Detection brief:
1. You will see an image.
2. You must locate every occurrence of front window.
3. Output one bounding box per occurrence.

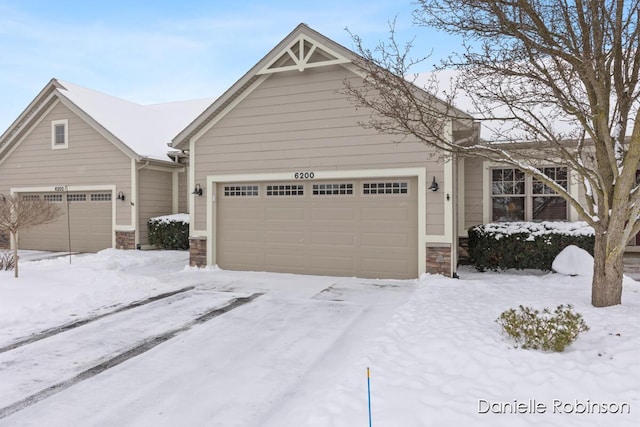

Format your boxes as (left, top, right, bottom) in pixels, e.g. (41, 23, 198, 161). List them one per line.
(491, 167, 568, 222)
(51, 119, 68, 149)
(491, 168, 525, 221)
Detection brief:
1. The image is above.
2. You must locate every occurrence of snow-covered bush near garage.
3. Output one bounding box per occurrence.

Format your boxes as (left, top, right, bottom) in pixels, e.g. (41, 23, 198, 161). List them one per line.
(147, 214, 189, 250)
(468, 221, 595, 271)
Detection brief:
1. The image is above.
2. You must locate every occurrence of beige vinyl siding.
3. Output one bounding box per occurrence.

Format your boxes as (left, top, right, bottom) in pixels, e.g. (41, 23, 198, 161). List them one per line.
(0, 101, 132, 227)
(138, 168, 173, 246)
(463, 156, 484, 230)
(178, 167, 189, 213)
(193, 65, 444, 233)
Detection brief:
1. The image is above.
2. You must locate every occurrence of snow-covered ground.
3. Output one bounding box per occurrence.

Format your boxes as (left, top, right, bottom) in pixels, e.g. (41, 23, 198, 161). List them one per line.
(0, 249, 638, 426)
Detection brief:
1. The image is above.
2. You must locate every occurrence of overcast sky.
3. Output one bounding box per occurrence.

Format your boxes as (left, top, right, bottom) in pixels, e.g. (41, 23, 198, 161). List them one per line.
(0, 0, 463, 132)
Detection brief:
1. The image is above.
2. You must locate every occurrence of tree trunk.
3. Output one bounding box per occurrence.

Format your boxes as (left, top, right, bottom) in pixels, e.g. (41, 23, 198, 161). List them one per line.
(12, 231, 18, 279)
(592, 231, 624, 307)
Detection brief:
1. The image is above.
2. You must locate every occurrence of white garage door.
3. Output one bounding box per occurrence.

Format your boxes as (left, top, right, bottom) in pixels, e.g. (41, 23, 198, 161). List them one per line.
(216, 178, 418, 279)
(19, 191, 113, 253)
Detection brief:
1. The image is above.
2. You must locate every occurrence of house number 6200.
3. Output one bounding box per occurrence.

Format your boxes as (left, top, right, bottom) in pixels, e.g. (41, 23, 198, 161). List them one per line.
(294, 172, 315, 179)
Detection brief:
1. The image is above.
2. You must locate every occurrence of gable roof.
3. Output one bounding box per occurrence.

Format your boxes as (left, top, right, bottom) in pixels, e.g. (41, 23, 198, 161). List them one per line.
(0, 79, 213, 162)
(171, 23, 476, 149)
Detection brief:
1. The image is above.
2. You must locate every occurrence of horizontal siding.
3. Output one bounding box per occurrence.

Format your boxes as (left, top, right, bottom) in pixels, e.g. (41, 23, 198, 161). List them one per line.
(464, 156, 483, 230)
(178, 168, 188, 214)
(138, 168, 173, 246)
(0, 101, 133, 227)
(193, 65, 445, 234)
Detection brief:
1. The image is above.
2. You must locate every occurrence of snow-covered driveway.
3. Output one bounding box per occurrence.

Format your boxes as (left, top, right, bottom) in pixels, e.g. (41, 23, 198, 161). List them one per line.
(0, 250, 414, 426)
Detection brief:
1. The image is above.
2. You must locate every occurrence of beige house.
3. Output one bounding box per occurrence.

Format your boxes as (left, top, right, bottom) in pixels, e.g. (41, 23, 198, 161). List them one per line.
(0, 79, 210, 252)
(170, 24, 477, 279)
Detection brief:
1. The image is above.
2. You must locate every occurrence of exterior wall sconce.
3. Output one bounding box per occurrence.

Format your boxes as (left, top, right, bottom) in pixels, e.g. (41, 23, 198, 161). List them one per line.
(192, 183, 203, 196)
(428, 176, 439, 192)
(117, 191, 125, 201)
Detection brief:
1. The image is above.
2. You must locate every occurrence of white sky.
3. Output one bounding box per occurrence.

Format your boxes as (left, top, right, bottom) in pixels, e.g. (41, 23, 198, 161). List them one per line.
(0, 0, 463, 133)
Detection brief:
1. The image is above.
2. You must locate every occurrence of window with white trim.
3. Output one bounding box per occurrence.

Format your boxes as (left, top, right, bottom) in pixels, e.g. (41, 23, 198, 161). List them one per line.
(51, 119, 68, 149)
(491, 167, 568, 222)
(44, 194, 63, 203)
(266, 184, 304, 196)
(312, 183, 353, 195)
(91, 193, 112, 202)
(66, 194, 86, 202)
(363, 181, 408, 195)
(224, 185, 259, 196)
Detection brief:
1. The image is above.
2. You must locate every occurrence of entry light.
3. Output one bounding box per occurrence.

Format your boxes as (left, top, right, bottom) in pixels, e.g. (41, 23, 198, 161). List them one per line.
(192, 183, 203, 196)
(428, 176, 439, 192)
(117, 191, 125, 201)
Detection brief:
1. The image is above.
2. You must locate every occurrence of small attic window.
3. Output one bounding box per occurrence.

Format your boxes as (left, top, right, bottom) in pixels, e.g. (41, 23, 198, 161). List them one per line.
(51, 119, 68, 149)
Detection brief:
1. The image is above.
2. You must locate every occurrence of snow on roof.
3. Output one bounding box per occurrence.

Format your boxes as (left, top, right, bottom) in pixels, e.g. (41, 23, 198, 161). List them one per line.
(56, 80, 213, 161)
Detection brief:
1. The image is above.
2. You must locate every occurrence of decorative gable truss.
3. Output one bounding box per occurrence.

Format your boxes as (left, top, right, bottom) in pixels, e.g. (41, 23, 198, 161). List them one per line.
(257, 34, 351, 74)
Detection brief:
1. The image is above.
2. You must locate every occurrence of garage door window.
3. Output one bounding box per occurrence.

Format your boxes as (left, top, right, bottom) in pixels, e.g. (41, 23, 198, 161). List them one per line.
(44, 194, 63, 203)
(312, 183, 353, 195)
(22, 194, 40, 201)
(91, 193, 112, 202)
(266, 184, 304, 196)
(67, 194, 87, 202)
(224, 185, 259, 197)
(363, 182, 408, 195)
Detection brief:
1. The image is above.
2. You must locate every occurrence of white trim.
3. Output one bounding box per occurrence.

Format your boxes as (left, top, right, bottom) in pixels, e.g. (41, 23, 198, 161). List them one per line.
(188, 138, 196, 237)
(205, 167, 427, 276)
(10, 184, 117, 248)
(131, 159, 139, 245)
(457, 157, 467, 237)
(1, 98, 59, 165)
(50, 119, 69, 150)
(482, 161, 578, 223)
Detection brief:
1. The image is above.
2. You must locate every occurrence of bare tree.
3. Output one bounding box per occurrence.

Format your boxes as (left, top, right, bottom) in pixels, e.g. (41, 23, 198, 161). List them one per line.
(0, 195, 62, 278)
(345, 0, 640, 307)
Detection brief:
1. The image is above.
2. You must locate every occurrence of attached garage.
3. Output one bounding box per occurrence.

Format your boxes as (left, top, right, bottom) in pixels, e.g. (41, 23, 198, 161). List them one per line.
(18, 191, 113, 253)
(215, 178, 418, 279)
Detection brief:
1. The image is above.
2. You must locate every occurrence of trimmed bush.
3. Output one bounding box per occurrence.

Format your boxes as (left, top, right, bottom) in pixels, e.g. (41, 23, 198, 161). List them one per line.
(147, 214, 189, 250)
(497, 304, 589, 352)
(467, 221, 594, 271)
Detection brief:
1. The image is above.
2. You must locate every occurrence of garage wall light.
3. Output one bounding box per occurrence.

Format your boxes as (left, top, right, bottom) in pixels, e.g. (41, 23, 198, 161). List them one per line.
(192, 183, 203, 196)
(428, 176, 439, 192)
(117, 191, 125, 201)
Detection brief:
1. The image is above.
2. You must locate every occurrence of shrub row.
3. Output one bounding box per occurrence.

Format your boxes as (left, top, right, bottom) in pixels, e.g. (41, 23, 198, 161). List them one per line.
(147, 214, 189, 250)
(467, 221, 594, 271)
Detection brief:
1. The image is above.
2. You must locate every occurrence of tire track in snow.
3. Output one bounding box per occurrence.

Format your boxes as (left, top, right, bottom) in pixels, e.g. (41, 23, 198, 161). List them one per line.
(0, 292, 262, 420)
(0, 286, 196, 354)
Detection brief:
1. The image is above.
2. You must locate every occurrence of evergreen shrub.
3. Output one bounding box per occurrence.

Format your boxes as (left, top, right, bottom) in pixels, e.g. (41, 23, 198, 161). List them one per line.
(497, 304, 589, 352)
(467, 221, 594, 271)
(147, 214, 189, 250)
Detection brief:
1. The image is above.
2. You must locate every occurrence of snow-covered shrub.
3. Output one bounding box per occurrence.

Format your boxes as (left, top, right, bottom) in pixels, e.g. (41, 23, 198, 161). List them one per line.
(0, 250, 15, 271)
(497, 304, 589, 352)
(147, 214, 189, 250)
(467, 221, 594, 271)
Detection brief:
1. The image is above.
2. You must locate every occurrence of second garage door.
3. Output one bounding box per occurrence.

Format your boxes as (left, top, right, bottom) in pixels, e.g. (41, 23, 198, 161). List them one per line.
(19, 191, 113, 253)
(216, 178, 418, 279)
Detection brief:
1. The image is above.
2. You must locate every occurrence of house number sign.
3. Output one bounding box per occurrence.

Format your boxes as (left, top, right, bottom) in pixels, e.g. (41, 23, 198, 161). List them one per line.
(293, 172, 315, 179)
(54, 186, 68, 192)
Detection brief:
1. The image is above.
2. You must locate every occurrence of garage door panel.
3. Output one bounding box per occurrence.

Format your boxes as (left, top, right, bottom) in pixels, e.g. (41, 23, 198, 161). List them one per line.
(360, 232, 409, 248)
(311, 231, 355, 246)
(217, 178, 418, 279)
(19, 192, 112, 253)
